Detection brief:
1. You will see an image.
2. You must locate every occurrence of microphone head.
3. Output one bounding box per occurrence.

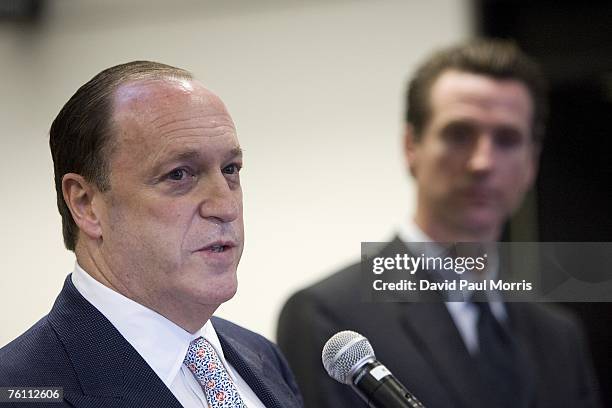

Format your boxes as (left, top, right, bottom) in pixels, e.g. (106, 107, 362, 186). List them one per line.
(322, 330, 375, 384)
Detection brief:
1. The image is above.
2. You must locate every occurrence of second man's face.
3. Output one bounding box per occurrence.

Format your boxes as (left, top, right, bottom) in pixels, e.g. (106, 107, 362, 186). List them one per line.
(408, 69, 537, 239)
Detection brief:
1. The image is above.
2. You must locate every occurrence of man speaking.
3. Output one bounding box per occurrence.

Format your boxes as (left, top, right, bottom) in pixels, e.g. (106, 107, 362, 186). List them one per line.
(0, 61, 302, 408)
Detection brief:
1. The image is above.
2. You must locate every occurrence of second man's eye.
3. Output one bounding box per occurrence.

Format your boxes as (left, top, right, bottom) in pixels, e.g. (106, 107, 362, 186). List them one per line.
(443, 123, 476, 147)
(494, 129, 523, 149)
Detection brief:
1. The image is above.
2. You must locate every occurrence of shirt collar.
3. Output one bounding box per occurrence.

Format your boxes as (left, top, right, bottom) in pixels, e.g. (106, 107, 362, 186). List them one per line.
(71, 262, 227, 388)
(396, 216, 503, 304)
(397, 216, 432, 243)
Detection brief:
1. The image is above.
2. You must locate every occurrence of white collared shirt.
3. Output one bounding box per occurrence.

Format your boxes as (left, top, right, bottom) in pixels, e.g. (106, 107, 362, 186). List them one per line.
(71, 263, 264, 408)
(396, 218, 507, 354)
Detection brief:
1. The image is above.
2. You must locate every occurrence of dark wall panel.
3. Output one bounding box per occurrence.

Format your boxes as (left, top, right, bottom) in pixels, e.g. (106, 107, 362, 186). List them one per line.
(476, 1, 612, 405)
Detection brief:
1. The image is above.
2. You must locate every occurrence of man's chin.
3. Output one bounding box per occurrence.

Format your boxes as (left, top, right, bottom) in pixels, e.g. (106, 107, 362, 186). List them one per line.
(457, 211, 502, 239)
(216, 281, 239, 303)
(209, 275, 239, 303)
(180, 268, 239, 304)
(186, 285, 237, 309)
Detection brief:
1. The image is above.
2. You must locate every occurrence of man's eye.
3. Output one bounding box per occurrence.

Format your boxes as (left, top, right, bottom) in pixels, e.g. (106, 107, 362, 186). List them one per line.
(167, 168, 190, 181)
(222, 164, 242, 175)
(443, 123, 476, 146)
(494, 129, 523, 149)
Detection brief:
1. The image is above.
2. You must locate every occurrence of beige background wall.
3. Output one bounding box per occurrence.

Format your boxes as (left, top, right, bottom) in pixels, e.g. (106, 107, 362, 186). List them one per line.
(0, 0, 471, 346)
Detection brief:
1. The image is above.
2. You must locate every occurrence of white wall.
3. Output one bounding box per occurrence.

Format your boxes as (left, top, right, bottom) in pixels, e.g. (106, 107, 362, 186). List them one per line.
(0, 0, 471, 346)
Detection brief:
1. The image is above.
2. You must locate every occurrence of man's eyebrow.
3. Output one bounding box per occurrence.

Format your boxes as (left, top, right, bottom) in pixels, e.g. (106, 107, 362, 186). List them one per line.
(228, 147, 243, 160)
(155, 146, 243, 169)
(439, 119, 479, 132)
(443, 118, 479, 127)
(171, 150, 200, 162)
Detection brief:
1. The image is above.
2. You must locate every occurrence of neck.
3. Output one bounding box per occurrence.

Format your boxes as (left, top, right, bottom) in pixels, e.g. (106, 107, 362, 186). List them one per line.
(414, 206, 501, 243)
(75, 241, 216, 334)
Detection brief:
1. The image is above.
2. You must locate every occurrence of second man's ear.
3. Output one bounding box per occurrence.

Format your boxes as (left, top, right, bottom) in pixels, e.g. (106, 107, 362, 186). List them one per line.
(403, 124, 419, 178)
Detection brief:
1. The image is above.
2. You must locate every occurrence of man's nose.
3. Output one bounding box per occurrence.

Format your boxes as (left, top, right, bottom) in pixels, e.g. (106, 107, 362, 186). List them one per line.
(467, 134, 494, 175)
(198, 174, 241, 223)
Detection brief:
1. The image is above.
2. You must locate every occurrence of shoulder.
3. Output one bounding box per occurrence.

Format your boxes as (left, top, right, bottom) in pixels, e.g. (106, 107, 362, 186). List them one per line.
(277, 261, 364, 338)
(510, 302, 584, 335)
(508, 302, 591, 358)
(0, 316, 75, 387)
(278, 255, 401, 344)
(301, 261, 361, 302)
(282, 238, 406, 311)
(0, 316, 54, 378)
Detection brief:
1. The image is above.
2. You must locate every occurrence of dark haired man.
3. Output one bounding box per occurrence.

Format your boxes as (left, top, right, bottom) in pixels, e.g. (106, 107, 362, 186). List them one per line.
(0, 61, 302, 408)
(277, 40, 601, 407)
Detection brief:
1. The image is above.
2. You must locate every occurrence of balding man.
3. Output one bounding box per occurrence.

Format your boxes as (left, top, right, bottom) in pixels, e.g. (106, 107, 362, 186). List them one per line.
(0, 61, 302, 408)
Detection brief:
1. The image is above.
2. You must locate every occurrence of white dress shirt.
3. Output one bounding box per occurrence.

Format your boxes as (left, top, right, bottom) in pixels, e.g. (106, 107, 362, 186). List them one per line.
(396, 218, 507, 354)
(71, 263, 265, 408)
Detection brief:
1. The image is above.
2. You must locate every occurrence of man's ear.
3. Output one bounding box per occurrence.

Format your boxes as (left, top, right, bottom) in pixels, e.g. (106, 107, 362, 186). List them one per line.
(524, 141, 542, 189)
(403, 124, 419, 177)
(62, 173, 104, 242)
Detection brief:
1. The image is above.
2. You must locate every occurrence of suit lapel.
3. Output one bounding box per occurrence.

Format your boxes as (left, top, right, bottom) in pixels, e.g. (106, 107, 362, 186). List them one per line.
(396, 299, 540, 408)
(376, 237, 541, 407)
(505, 303, 539, 406)
(48, 276, 183, 408)
(376, 238, 477, 405)
(374, 238, 483, 406)
(216, 330, 282, 408)
(397, 302, 489, 408)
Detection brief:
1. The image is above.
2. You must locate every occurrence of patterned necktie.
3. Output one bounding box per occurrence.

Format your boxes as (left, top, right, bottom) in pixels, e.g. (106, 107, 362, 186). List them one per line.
(184, 337, 247, 408)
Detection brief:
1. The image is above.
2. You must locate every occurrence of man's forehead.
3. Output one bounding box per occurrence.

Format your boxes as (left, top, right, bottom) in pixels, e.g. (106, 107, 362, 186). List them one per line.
(111, 78, 234, 140)
(430, 70, 533, 117)
(113, 78, 220, 114)
(106, 78, 239, 173)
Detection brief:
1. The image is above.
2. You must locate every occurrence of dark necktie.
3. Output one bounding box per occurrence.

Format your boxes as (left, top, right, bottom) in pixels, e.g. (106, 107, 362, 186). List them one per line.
(472, 298, 525, 408)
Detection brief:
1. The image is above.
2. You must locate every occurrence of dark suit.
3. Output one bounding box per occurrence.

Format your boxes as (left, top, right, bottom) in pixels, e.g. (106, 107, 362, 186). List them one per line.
(277, 238, 601, 408)
(0, 275, 303, 408)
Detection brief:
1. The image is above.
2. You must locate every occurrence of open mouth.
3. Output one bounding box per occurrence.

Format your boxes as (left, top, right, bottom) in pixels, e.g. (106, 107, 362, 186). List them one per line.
(199, 242, 236, 253)
(208, 244, 230, 253)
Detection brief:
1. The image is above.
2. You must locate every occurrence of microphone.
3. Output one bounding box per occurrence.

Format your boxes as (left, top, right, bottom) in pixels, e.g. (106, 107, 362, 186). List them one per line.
(322, 330, 426, 408)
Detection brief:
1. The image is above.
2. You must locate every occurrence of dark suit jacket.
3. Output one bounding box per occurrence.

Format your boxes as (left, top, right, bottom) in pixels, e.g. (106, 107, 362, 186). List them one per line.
(0, 275, 303, 408)
(277, 238, 601, 408)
